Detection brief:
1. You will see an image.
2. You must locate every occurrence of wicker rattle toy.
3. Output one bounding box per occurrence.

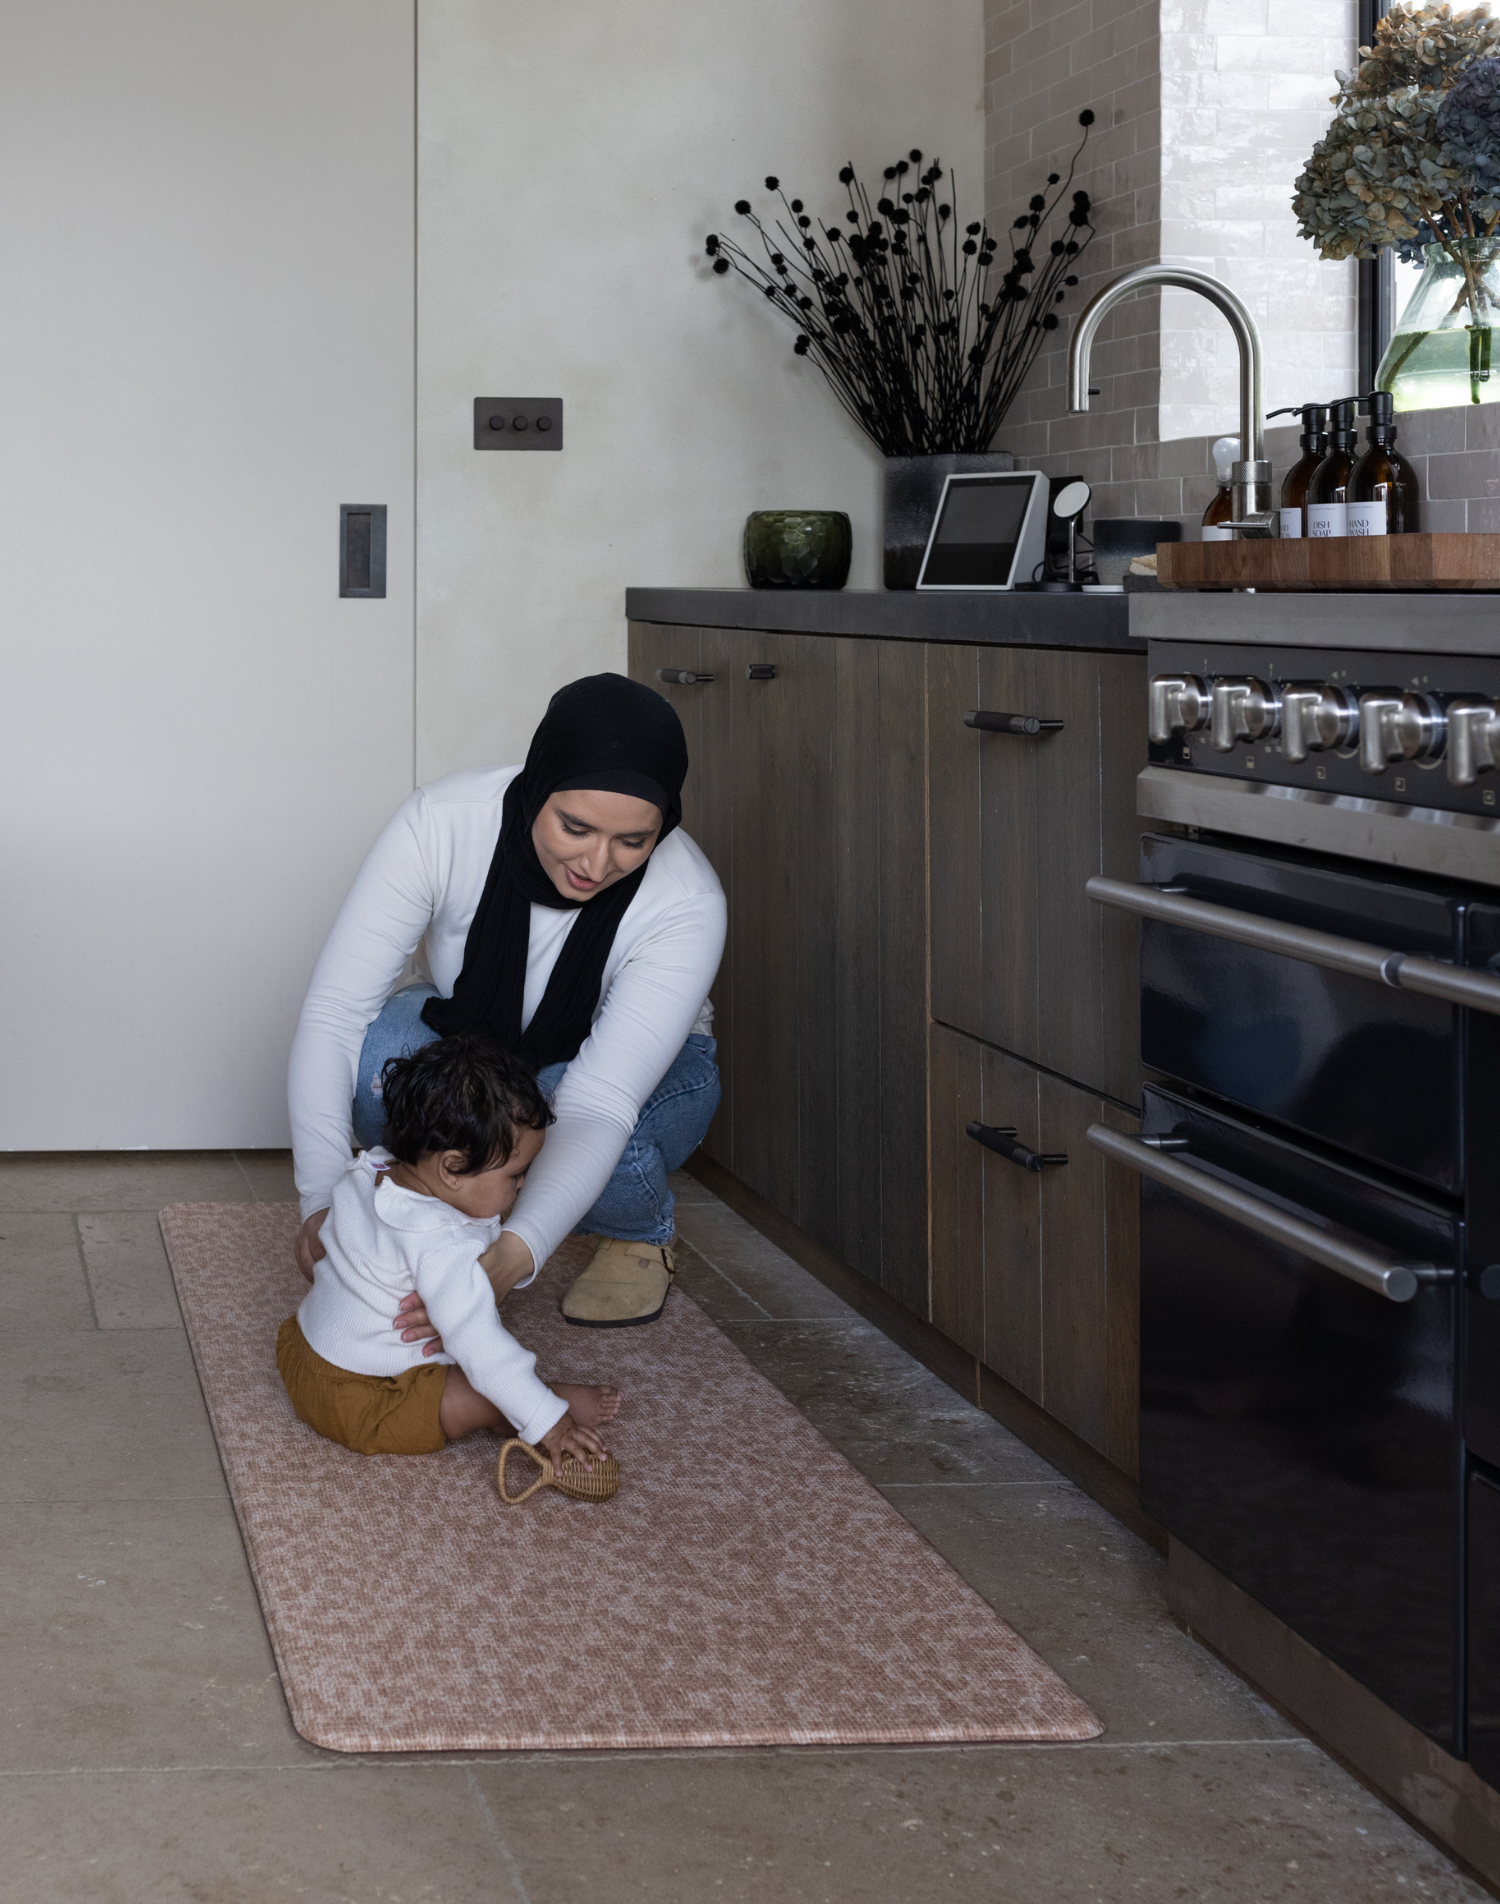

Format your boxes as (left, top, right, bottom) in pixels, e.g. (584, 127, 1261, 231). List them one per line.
(497, 1437, 620, 1505)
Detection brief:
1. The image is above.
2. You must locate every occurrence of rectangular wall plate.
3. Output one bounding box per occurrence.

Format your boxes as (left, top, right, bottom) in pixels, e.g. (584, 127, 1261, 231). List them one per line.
(339, 504, 387, 597)
(474, 397, 563, 450)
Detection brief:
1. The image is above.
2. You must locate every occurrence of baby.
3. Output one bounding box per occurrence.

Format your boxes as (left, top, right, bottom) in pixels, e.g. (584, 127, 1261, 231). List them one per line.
(276, 1032, 617, 1468)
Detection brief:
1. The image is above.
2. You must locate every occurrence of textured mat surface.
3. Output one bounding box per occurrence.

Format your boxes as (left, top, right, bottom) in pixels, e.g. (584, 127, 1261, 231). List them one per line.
(159, 1202, 1103, 1753)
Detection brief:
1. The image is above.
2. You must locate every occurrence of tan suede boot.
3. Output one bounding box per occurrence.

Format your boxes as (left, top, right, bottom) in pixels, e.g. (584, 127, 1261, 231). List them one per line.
(561, 1236, 675, 1328)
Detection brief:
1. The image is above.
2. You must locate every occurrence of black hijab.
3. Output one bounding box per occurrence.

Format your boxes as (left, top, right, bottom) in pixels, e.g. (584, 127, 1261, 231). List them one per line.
(420, 673, 688, 1069)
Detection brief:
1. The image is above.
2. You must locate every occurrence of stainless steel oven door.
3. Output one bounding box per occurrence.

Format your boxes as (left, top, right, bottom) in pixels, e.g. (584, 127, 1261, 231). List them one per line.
(1102, 1086, 1461, 1747)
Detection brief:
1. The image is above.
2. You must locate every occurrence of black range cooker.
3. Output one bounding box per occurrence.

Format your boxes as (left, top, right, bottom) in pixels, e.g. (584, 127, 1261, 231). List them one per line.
(1086, 636, 1500, 1772)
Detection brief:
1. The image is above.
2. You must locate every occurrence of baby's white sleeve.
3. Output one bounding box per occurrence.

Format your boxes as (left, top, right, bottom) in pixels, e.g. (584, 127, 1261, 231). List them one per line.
(416, 1243, 567, 1447)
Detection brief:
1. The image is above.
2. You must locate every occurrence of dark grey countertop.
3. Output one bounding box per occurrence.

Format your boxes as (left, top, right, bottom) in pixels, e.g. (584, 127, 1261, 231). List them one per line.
(625, 586, 1136, 651)
(1135, 590, 1500, 655)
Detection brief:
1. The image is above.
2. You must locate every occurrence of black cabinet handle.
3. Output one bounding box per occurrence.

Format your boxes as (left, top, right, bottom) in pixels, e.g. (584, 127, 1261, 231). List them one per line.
(656, 668, 715, 686)
(747, 663, 777, 681)
(966, 1120, 1068, 1172)
(965, 710, 1063, 736)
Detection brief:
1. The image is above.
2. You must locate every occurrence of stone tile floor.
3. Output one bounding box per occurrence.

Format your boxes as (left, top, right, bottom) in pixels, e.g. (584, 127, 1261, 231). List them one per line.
(1, 1151, 1490, 1903)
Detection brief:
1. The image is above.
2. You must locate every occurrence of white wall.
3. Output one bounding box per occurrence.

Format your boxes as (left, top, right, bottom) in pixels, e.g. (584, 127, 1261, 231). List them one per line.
(418, 0, 986, 779)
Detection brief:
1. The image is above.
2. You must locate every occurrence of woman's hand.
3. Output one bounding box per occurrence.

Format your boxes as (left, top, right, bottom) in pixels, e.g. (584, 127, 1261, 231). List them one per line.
(295, 1209, 329, 1283)
(541, 1410, 610, 1473)
(395, 1289, 445, 1357)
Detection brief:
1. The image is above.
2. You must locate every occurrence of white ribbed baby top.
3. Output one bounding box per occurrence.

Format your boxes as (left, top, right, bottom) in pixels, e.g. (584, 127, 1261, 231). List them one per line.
(296, 1150, 567, 1449)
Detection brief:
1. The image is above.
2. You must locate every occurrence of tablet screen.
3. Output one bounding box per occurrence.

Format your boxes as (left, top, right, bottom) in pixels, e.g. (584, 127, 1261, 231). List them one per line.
(921, 477, 1034, 586)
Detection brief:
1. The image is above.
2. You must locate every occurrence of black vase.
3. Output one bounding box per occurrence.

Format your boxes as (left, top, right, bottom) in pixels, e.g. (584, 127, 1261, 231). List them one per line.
(743, 510, 852, 590)
(882, 452, 1015, 589)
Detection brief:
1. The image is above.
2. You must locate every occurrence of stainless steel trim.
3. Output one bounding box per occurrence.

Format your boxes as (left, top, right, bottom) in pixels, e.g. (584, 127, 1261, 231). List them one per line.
(1087, 874, 1500, 1015)
(1085, 1124, 1432, 1302)
(1135, 763, 1500, 889)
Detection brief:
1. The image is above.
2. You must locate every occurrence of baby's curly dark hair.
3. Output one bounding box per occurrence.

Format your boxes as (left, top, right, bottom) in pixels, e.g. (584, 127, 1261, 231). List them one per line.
(379, 1033, 553, 1176)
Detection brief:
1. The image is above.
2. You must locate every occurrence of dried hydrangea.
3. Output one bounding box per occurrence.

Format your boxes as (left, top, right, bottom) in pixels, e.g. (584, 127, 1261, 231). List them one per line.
(1437, 56, 1500, 190)
(1294, 3, 1500, 317)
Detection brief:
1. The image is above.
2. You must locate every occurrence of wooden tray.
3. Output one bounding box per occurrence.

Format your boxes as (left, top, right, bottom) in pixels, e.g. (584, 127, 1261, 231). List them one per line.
(1157, 531, 1500, 592)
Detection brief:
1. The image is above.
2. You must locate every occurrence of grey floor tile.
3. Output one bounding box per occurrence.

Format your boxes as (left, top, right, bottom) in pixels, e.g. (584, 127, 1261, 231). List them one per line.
(722, 1315, 1063, 1486)
(667, 1166, 718, 1205)
(232, 1148, 299, 1203)
(463, 1740, 1487, 1904)
(888, 1481, 1297, 1744)
(0, 1212, 95, 1331)
(0, 1329, 227, 1503)
(672, 1236, 770, 1325)
(0, 1500, 313, 1772)
(78, 1212, 184, 1331)
(0, 1152, 253, 1213)
(1, 1763, 507, 1903)
(671, 1199, 859, 1320)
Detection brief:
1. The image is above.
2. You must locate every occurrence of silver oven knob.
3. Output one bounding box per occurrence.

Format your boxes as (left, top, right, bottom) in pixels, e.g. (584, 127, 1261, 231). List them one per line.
(1448, 698, 1500, 785)
(1280, 684, 1359, 762)
(1148, 673, 1209, 744)
(1210, 676, 1281, 752)
(1358, 691, 1446, 773)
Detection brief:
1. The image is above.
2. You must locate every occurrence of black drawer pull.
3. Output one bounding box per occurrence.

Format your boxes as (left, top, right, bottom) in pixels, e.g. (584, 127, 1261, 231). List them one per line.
(966, 1120, 1068, 1172)
(965, 709, 1063, 736)
(747, 663, 777, 681)
(656, 668, 716, 686)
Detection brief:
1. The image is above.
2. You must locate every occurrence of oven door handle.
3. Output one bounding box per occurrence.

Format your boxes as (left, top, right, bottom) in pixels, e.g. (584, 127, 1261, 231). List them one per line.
(1086, 876, 1500, 1018)
(1085, 1125, 1449, 1303)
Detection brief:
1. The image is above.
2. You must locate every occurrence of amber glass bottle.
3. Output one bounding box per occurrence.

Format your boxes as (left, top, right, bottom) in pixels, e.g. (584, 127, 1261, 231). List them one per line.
(1348, 392, 1420, 535)
(1268, 403, 1329, 538)
(1306, 399, 1358, 537)
(1200, 436, 1238, 541)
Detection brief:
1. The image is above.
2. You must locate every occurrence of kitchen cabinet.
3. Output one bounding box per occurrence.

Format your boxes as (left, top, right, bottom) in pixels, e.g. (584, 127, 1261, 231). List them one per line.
(927, 643, 1144, 1106)
(627, 622, 928, 1314)
(928, 1021, 1140, 1473)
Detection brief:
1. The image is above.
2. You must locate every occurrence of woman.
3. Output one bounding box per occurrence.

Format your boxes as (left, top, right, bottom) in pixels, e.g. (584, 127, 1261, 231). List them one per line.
(288, 672, 726, 1330)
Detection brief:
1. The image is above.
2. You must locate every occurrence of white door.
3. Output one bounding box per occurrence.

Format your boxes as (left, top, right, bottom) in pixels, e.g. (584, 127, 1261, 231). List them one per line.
(0, 1, 415, 1147)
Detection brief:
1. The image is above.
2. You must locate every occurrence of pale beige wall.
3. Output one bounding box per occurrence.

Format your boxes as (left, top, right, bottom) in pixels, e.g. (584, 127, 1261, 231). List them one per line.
(417, 0, 985, 779)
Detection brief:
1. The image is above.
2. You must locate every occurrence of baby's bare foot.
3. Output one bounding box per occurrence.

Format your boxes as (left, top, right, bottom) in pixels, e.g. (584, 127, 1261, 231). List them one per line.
(553, 1382, 622, 1429)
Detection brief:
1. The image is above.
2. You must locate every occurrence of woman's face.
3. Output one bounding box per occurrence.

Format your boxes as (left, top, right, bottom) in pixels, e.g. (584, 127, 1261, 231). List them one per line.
(532, 789, 663, 901)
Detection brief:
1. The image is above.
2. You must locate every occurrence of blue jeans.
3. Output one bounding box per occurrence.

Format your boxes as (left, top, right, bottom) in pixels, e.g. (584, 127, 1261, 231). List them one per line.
(351, 982, 719, 1246)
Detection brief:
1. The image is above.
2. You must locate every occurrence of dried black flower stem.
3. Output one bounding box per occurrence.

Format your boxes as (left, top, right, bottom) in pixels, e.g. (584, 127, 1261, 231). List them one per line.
(704, 114, 1097, 455)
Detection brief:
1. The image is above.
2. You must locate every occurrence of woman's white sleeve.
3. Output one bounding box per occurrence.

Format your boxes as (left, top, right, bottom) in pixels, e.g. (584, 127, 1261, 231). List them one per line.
(502, 889, 728, 1274)
(287, 793, 441, 1220)
(418, 1243, 567, 1446)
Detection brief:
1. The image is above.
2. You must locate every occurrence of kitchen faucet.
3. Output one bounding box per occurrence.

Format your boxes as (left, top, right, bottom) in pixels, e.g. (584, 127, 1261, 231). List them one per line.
(1066, 265, 1274, 536)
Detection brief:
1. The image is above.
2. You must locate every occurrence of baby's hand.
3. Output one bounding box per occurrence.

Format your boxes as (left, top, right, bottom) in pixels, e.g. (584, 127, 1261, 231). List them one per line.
(540, 1412, 610, 1473)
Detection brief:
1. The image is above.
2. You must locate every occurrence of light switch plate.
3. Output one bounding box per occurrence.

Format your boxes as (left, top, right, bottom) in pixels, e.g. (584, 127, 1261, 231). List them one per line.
(474, 397, 563, 449)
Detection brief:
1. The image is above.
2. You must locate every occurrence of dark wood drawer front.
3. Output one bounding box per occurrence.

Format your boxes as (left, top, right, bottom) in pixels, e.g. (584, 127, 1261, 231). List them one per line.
(929, 1022, 1140, 1474)
(927, 645, 1145, 1106)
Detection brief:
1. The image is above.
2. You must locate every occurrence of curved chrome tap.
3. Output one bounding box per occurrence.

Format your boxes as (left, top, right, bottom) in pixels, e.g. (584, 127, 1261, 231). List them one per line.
(1066, 265, 1274, 536)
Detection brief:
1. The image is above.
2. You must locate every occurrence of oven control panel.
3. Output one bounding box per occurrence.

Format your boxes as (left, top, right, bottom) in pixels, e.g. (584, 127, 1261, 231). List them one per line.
(1147, 642, 1500, 818)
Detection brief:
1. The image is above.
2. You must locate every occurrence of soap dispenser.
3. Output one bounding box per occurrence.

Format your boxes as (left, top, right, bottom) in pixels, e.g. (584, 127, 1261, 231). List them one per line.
(1305, 399, 1358, 537)
(1200, 436, 1239, 542)
(1267, 403, 1329, 539)
(1348, 392, 1420, 535)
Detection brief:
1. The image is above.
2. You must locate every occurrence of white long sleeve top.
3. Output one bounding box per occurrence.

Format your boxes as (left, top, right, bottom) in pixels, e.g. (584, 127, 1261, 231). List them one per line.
(297, 1150, 568, 1447)
(288, 765, 727, 1275)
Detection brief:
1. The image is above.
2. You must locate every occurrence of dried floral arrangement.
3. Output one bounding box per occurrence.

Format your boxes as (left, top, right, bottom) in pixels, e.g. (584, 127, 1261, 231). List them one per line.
(1293, 3, 1500, 335)
(702, 112, 1097, 456)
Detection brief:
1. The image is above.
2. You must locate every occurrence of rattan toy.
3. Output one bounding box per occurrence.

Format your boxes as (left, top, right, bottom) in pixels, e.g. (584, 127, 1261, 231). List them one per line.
(497, 1437, 620, 1505)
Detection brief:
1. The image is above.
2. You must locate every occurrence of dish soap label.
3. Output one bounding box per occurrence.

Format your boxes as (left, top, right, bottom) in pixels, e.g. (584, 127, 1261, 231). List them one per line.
(1346, 500, 1387, 536)
(1306, 502, 1348, 538)
(1278, 507, 1303, 539)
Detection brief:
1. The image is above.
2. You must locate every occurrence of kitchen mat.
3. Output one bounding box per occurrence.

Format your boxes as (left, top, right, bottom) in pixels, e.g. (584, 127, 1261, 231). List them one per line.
(159, 1201, 1102, 1753)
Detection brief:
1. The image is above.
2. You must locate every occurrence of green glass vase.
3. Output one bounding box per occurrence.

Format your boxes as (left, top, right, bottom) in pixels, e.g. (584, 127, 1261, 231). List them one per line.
(1377, 242, 1500, 410)
(743, 510, 851, 590)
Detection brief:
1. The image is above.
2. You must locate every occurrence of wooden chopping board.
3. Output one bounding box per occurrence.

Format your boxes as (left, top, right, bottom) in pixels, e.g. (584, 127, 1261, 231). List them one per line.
(1157, 532, 1500, 591)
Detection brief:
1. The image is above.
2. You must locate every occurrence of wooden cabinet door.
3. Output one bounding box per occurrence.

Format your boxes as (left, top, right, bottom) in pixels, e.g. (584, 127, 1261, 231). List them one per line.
(928, 642, 1145, 1107)
(930, 1020, 1141, 1475)
(628, 622, 733, 1166)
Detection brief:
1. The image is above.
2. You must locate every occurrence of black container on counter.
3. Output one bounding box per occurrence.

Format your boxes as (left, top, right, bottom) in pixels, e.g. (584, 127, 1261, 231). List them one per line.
(1268, 402, 1329, 539)
(1348, 391, 1421, 536)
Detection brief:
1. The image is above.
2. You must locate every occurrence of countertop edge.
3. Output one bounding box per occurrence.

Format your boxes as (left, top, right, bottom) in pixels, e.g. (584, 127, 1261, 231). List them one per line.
(625, 586, 1138, 652)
